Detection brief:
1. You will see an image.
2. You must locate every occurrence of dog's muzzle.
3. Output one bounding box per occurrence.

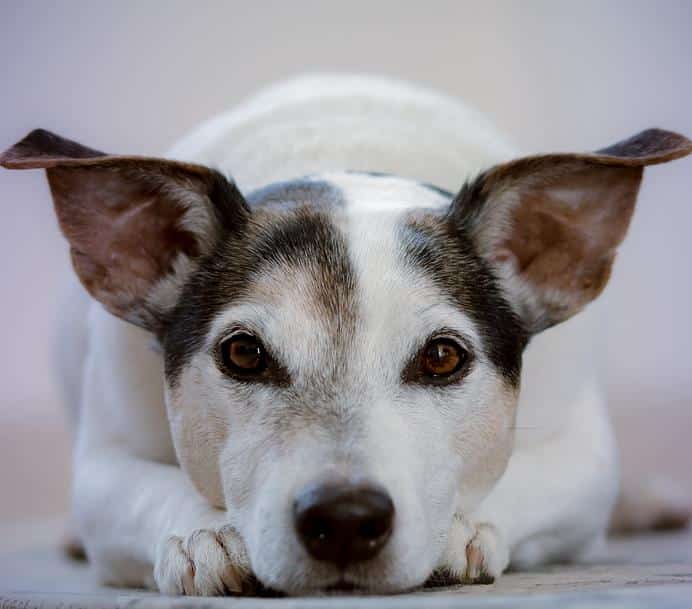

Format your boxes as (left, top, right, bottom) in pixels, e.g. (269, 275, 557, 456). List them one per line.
(293, 480, 395, 567)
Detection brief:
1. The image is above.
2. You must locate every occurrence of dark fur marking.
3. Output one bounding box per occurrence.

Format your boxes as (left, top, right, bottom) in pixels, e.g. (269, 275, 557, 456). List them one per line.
(247, 178, 345, 210)
(417, 181, 455, 200)
(345, 170, 455, 200)
(596, 128, 692, 162)
(163, 181, 355, 386)
(447, 172, 489, 234)
(400, 212, 527, 386)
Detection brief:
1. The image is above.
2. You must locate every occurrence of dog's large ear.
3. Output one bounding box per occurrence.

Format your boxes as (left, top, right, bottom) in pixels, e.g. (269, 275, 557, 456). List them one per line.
(450, 129, 692, 333)
(1, 129, 249, 332)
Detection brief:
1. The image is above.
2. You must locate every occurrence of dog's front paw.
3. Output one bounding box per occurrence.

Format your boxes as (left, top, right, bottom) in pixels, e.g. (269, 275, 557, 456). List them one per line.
(154, 526, 252, 596)
(438, 516, 509, 584)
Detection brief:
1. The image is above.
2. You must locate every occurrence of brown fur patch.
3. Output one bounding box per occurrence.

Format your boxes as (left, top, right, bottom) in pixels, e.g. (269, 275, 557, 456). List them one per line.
(50, 165, 202, 321)
(500, 163, 641, 325)
(1, 129, 250, 331)
(451, 128, 691, 332)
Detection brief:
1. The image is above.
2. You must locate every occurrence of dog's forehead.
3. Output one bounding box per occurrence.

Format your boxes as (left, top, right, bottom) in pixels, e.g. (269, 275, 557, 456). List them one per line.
(206, 174, 458, 372)
(164, 173, 524, 385)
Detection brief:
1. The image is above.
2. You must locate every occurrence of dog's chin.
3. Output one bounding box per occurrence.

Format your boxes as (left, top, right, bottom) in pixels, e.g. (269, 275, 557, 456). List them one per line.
(318, 580, 377, 596)
(423, 569, 464, 589)
(276, 581, 405, 597)
(258, 568, 463, 597)
(248, 532, 440, 596)
(324, 580, 366, 594)
(258, 572, 430, 597)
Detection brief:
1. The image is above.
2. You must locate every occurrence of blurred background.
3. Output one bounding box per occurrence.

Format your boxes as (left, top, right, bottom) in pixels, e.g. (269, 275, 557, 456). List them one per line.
(1, 1, 690, 550)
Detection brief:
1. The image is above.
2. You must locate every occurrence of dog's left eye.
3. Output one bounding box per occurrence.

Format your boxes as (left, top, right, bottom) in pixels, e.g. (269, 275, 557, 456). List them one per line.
(404, 337, 471, 385)
(218, 333, 268, 375)
(422, 339, 464, 376)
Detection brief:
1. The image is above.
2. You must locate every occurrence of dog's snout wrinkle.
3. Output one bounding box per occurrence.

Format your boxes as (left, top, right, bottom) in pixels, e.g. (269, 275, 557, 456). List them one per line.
(293, 481, 394, 567)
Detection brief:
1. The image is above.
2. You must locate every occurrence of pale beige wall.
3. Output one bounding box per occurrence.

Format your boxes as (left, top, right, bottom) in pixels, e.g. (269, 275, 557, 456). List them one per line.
(1, 1, 691, 532)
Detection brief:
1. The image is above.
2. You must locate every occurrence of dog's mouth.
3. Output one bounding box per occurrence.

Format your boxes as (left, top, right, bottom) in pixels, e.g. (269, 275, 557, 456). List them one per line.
(423, 569, 463, 589)
(246, 564, 467, 597)
(247, 575, 367, 597)
(314, 571, 457, 596)
(251, 572, 458, 597)
(324, 580, 366, 594)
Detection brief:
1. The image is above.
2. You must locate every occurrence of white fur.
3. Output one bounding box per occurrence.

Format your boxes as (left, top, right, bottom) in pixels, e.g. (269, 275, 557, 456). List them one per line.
(62, 75, 618, 594)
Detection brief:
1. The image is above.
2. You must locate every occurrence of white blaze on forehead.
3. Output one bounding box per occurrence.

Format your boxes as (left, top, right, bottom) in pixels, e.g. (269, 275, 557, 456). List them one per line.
(320, 172, 451, 212)
(330, 173, 483, 378)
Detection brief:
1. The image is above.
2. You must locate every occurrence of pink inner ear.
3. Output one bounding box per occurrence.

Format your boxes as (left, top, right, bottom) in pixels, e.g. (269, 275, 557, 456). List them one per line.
(458, 128, 691, 331)
(505, 201, 612, 293)
(491, 164, 642, 327)
(49, 166, 200, 323)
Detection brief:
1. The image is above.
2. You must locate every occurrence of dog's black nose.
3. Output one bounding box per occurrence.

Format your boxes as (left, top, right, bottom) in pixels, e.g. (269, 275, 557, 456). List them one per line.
(293, 481, 395, 566)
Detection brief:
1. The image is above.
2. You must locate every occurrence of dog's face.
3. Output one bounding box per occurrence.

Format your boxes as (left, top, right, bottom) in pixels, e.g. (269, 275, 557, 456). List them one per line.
(163, 173, 525, 592)
(2, 128, 690, 593)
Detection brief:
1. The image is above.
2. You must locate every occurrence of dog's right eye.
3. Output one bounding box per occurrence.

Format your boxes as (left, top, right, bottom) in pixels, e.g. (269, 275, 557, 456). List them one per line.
(217, 333, 268, 376)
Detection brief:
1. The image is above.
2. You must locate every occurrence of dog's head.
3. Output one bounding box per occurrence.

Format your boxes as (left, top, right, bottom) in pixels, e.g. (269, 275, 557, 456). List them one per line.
(3, 128, 690, 593)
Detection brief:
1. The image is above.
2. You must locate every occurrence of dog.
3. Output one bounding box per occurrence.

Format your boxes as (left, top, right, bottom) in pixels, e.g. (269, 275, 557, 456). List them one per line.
(2, 75, 690, 596)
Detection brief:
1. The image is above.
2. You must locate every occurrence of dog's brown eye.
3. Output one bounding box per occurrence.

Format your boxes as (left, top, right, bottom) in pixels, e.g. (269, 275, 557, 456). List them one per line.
(219, 334, 267, 374)
(420, 338, 467, 379)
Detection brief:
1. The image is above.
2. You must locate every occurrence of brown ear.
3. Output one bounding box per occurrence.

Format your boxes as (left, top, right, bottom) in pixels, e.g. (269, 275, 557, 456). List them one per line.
(451, 129, 692, 333)
(1, 129, 249, 331)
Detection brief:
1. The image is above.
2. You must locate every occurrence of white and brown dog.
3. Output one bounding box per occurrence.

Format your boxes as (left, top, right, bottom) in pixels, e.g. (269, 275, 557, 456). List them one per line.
(2, 76, 690, 596)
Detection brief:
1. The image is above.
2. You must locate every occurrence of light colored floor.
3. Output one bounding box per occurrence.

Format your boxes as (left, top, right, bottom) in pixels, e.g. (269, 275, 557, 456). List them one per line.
(0, 529, 690, 609)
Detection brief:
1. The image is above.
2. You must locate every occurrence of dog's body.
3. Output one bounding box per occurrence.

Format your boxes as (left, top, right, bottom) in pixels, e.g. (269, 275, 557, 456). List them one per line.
(4, 75, 691, 595)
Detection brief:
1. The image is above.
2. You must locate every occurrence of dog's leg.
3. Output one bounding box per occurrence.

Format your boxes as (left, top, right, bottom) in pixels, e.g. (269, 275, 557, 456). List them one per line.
(70, 307, 251, 595)
(54, 276, 91, 559)
(73, 451, 251, 594)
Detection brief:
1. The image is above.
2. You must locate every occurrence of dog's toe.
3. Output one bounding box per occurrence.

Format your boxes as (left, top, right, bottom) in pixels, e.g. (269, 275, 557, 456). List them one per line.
(154, 527, 250, 596)
(438, 517, 509, 585)
(155, 535, 194, 595)
(463, 523, 508, 584)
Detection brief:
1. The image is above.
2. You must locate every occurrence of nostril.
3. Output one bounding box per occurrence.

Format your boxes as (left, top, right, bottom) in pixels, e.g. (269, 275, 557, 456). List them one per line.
(293, 481, 395, 566)
(301, 516, 331, 545)
(358, 516, 389, 541)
